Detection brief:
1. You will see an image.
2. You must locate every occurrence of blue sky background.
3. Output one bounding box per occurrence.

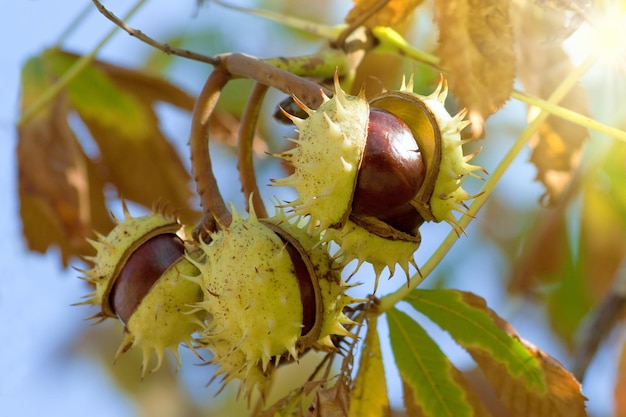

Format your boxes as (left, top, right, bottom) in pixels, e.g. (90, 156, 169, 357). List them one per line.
(1, 2, 620, 416)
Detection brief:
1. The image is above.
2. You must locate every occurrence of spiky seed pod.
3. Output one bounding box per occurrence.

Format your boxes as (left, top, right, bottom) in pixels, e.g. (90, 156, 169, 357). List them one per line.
(76, 209, 205, 375)
(192, 206, 354, 395)
(273, 73, 484, 283)
(272, 78, 369, 233)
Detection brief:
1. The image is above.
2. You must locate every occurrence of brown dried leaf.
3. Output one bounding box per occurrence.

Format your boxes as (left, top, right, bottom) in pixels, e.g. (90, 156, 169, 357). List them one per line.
(345, 0, 424, 29)
(434, 0, 515, 136)
(401, 376, 426, 417)
(513, 2, 588, 205)
(307, 378, 351, 417)
(18, 56, 112, 265)
(43, 50, 200, 225)
(461, 294, 588, 417)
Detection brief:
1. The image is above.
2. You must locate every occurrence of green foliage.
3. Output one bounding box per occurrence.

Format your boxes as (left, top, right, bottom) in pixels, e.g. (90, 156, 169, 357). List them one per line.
(388, 308, 473, 417)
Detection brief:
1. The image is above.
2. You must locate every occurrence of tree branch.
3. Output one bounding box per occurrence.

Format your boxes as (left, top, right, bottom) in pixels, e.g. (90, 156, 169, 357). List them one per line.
(92, 0, 220, 66)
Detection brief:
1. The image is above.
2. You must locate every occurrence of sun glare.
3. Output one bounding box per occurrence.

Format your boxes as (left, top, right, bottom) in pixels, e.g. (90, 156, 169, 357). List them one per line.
(568, 1, 626, 70)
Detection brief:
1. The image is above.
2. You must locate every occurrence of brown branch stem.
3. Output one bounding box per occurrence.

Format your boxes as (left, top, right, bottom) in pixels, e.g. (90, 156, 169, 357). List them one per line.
(190, 69, 232, 236)
(92, 0, 220, 66)
(238, 82, 269, 218)
(218, 53, 331, 109)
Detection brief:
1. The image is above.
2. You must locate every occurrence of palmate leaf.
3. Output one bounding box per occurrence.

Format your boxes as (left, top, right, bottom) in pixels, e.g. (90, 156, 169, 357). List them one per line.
(17, 48, 201, 264)
(387, 308, 473, 417)
(406, 289, 546, 392)
(406, 289, 587, 416)
(41, 49, 199, 224)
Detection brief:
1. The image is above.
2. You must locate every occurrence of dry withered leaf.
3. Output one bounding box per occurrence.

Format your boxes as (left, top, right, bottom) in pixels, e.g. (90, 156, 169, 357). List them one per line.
(513, 2, 588, 205)
(43, 50, 199, 225)
(307, 378, 351, 417)
(401, 377, 426, 417)
(17, 49, 206, 265)
(510, 141, 626, 349)
(434, 0, 515, 136)
(460, 293, 587, 417)
(345, 0, 424, 29)
(349, 315, 390, 417)
(18, 56, 113, 265)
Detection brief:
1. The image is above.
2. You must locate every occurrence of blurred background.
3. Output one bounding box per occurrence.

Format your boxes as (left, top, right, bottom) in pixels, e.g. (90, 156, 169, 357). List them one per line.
(2, 1, 625, 416)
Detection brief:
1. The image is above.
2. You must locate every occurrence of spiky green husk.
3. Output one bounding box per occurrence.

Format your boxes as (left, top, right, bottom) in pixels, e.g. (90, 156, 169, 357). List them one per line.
(265, 211, 356, 350)
(193, 207, 353, 394)
(402, 78, 484, 233)
(273, 76, 369, 232)
(117, 257, 204, 375)
(325, 220, 420, 287)
(195, 209, 303, 371)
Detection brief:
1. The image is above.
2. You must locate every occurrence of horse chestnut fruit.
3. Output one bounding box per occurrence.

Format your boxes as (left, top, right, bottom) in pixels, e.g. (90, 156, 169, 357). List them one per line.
(191, 206, 354, 395)
(274, 73, 484, 282)
(77, 209, 204, 374)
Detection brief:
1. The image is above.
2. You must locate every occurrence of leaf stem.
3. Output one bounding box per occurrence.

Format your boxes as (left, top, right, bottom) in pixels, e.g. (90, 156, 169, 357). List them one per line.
(18, 0, 147, 127)
(510, 89, 626, 143)
(378, 54, 598, 312)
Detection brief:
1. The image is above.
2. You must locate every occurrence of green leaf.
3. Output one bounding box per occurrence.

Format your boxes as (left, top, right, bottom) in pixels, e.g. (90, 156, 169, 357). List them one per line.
(42, 49, 151, 139)
(349, 315, 390, 417)
(406, 289, 546, 393)
(387, 308, 472, 417)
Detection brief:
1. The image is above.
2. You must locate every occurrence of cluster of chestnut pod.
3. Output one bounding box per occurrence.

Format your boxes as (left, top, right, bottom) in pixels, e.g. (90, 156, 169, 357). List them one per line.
(76, 72, 483, 396)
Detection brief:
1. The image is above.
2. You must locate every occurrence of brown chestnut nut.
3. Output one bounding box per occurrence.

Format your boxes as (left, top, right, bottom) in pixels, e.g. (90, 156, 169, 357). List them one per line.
(351, 108, 426, 234)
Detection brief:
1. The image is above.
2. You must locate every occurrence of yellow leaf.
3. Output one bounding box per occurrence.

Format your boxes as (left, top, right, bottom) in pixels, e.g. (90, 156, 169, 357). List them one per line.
(307, 378, 350, 417)
(434, 0, 515, 136)
(345, 0, 424, 29)
(349, 315, 390, 417)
